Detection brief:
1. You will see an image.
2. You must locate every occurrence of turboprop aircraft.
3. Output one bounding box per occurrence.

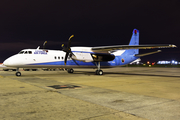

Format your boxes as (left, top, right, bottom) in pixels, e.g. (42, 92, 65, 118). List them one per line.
(2, 29, 176, 76)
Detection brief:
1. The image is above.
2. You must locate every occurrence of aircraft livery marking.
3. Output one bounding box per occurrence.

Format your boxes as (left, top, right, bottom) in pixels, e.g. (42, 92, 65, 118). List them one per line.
(34, 50, 47, 55)
(121, 58, 125, 63)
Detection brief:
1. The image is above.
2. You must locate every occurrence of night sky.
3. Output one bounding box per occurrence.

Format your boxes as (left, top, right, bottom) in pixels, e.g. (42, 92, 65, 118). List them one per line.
(0, 0, 180, 63)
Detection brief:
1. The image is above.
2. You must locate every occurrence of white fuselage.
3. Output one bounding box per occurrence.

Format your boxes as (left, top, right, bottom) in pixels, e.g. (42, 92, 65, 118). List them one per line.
(3, 47, 127, 68)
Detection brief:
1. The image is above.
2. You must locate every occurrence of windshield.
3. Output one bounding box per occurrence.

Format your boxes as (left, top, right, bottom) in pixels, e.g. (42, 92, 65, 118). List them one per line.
(18, 51, 32, 54)
(18, 51, 24, 54)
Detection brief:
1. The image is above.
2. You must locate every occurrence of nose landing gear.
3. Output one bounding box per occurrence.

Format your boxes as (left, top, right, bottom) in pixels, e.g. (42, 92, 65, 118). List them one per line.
(15, 68, 21, 76)
(16, 72, 21, 76)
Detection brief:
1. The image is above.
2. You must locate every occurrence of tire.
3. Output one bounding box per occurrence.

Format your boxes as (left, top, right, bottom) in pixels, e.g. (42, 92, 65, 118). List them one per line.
(68, 69, 74, 73)
(16, 72, 21, 76)
(95, 70, 99, 75)
(3, 69, 9, 71)
(98, 70, 103, 75)
(96, 70, 103, 75)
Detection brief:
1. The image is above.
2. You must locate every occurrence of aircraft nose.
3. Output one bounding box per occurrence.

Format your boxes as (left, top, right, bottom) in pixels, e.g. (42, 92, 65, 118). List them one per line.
(3, 58, 12, 66)
(3, 55, 24, 67)
(3, 56, 20, 67)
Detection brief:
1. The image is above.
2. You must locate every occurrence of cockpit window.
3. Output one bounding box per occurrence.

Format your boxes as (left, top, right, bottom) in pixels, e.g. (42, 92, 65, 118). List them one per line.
(18, 51, 32, 54)
(19, 51, 24, 54)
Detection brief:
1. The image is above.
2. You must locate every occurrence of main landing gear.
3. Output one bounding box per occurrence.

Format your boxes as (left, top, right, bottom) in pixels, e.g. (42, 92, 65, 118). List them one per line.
(15, 68, 21, 76)
(95, 70, 103, 75)
(95, 62, 103, 75)
(66, 63, 103, 75)
(67, 68, 74, 73)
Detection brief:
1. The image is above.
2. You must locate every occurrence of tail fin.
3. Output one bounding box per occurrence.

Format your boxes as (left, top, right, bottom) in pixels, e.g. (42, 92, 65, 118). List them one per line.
(129, 29, 139, 45)
(128, 29, 139, 54)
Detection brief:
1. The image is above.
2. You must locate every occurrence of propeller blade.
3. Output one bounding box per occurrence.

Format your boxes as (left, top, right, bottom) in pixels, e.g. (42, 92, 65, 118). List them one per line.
(68, 35, 74, 48)
(62, 44, 67, 52)
(63, 35, 74, 65)
(69, 35, 74, 40)
(64, 52, 69, 65)
(43, 41, 47, 49)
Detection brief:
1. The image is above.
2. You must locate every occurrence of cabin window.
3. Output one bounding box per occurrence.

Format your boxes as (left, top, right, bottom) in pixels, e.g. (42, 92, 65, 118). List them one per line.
(62, 57, 63, 59)
(58, 56, 60, 59)
(54, 56, 57, 59)
(28, 51, 32, 54)
(19, 51, 24, 54)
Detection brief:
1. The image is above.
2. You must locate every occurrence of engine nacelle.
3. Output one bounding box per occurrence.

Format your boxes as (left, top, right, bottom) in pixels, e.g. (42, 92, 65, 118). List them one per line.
(91, 53, 115, 62)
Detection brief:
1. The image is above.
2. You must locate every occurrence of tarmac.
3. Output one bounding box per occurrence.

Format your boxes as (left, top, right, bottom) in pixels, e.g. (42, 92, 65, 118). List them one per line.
(0, 67, 180, 120)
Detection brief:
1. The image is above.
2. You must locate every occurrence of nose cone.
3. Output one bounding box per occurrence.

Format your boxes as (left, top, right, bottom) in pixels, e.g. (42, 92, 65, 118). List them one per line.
(3, 57, 13, 67)
(3, 55, 21, 67)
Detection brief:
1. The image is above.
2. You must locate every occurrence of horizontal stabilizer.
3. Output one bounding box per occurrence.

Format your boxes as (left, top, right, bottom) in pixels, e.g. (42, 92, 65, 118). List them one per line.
(135, 50, 161, 57)
(130, 58, 141, 64)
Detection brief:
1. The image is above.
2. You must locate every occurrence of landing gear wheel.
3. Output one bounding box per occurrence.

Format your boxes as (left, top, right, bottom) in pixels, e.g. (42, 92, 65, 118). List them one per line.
(68, 68, 74, 73)
(16, 72, 21, 76)
(95, 70, 103, 75)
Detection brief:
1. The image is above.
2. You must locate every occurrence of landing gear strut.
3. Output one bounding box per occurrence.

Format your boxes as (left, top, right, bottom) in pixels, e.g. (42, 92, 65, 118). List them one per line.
(15, 68, 21, 76)
(95, 62, 103, 75)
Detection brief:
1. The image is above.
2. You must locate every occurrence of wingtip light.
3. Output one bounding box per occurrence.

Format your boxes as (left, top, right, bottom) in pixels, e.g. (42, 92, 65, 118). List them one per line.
(170, 44, 177, 48)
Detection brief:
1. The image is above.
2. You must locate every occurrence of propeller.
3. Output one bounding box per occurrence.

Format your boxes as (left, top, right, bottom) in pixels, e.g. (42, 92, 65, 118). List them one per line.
(43, 41, 47, 49)
(62, 35, 74, 65)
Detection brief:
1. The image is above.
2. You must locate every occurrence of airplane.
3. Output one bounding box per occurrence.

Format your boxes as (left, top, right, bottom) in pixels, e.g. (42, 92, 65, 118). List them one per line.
(2, 29, 176, 76)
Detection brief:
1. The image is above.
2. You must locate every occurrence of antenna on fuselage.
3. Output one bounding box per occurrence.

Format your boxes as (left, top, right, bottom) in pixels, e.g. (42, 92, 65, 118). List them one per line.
(36, 46, 40, 50)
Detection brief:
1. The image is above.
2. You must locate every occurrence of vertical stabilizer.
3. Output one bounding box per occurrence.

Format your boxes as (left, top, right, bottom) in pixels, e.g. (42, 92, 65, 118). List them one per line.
(129, 29, 139, 45)
(128, 29, 139, 54)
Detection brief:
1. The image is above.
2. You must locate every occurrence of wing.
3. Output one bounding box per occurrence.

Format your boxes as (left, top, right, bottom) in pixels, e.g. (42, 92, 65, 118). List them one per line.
(92, 44, 177, 52)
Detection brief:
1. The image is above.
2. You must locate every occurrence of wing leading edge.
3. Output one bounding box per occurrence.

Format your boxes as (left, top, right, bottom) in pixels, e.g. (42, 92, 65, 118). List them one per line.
(92, 44, 177, 52)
